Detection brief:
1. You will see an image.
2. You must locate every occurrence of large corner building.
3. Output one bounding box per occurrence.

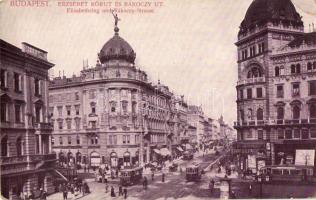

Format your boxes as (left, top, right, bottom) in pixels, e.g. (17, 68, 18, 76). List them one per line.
(0, 40, 56, 200)
(234, 0, 316, 173)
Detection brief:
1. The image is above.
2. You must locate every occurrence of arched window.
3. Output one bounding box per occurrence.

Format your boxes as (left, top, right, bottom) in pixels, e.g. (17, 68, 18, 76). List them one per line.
(16, 137, 22, 156)
(247, 66, 262, 78)
(76, 152, 82, 163)
(291, 64, 296, 74)
(1, 136, 8, 157)
(307, 62, 313, 71)
(293, 105, 300, 119)
(257, 108, 263, 120)
(110, 152, 118, 167)
(313, 61, 316, 70)
(277, 107, 284, 119)
(123, 151, 131, 167)
(275, 66, 280, 77)
(310, 104, 316, 118)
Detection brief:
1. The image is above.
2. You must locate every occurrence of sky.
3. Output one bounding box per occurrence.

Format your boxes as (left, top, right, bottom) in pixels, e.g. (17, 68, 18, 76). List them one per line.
(1, 0, 316, 126)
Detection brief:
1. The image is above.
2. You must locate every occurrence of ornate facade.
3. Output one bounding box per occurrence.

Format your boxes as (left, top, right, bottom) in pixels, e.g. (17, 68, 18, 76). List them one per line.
(0, 40, 56, 199)
(234, 0, 316, 173)
(49, 25, 175, 168)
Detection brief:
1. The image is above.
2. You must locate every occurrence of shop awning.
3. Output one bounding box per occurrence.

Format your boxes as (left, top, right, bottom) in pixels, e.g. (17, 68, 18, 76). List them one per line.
(177, 147, 184, 152)
(160, 148, 171, 156)
(153, 149, 161, 154)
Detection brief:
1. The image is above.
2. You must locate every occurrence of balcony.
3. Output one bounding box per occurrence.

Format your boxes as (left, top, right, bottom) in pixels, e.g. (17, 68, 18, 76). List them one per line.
(34, 122, 53, 131)
(0, 155, 28, 165)
(234, 120, 267, 127)
(237, 77, 265, 86)
(0, 153, 56, 176)
(234, 118, 316, 127)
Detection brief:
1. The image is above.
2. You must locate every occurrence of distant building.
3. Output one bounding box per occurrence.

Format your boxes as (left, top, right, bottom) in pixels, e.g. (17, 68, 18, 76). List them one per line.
(0, 40, 56, 199)
(234, 0, 316, 173)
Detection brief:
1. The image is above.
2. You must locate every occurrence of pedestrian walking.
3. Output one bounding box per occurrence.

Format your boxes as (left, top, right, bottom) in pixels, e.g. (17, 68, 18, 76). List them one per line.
(143, 177, 148, 190)
(248, 183, 252, 195)
(162, 172, 165, 182)
(151, 171, 154, 181)
(110, 186, 116, 197)
(123, 187, 127, 199)
(119, 185, 123, 196)
(40, 189, 47, 200)
(63, 187, 68, 200)
(105, 183, 109, 193)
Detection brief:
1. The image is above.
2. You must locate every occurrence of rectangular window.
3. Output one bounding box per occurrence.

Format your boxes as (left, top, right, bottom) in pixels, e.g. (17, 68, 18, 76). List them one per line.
(77, 135, 80, 144)
(240, 89, 244, 99)
(68, 136, 71, 145)
(122, 101, 128, 114)
(247, 88, 252, 99)
(67, 120, 71, 129)
(58, 106, 62, 116)
(58, 121, 63, 130)
(301, 129, 309, 139)
(35, 106, 41, 123)
(257, 88, 263, 98)
(310, 128, 316, 138)
(0, 69, 8, 88)
(123, 135, 126, 144)
(14, 73, 22, 92)
(75, 119, 80, 130)
(75, 92, 79, 100)
(127, 135, 130, 144)
(113, 135, 117, 145)
(66, 106, 71, 116)
(0, 102, 8, 122)
(309, 81, 316, 95)
(59, 137, 63, 145)
(75, 105, 80, 115)
(49, 107, 54, 117)
(258, 130, 263, 140)
(285, 129, 292, 139)
(34, 79, 41, 96)
(109, 135, 113, 145)
(15, 104, 22, 123)
(292, 83, 300, 97)
(277, 85, 284, 98)
(293, 129, 300, 139)
(278, 129, 284, 139)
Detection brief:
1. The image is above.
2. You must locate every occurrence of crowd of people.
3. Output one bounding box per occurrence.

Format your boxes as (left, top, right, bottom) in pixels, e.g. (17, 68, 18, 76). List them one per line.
(59, 179, 90, 200)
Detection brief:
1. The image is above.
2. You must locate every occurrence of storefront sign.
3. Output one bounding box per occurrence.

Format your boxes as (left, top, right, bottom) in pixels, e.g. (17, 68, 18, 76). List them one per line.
(295, 150, 315, 166)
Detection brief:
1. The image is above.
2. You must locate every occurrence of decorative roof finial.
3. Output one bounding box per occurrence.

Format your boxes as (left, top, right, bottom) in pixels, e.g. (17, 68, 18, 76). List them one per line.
(111, 9, 120, 35)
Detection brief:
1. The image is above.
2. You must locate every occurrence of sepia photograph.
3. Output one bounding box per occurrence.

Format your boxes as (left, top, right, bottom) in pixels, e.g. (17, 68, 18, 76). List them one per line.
(0, 0, 316, 199)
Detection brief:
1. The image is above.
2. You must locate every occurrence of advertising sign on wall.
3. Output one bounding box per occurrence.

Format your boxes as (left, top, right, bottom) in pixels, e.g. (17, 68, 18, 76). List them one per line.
(295, 150, 315, 166)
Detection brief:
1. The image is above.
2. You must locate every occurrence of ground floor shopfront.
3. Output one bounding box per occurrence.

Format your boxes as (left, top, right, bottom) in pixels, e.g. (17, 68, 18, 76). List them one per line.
(232, 141, 271, 173)
(233, 140, 316, 174)
(1, 170, 55, 200)
(54, 144, 173, 169)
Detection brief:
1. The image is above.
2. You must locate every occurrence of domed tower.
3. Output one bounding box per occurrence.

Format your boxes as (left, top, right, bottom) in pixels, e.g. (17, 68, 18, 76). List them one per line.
(234, 0, 304, 172)
(98, 26, 136, 66)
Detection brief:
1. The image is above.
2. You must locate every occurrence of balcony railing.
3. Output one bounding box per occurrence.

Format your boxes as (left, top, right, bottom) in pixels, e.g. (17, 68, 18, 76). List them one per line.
(1, 153, 56, 175)
(0, 155, 28, 165)
(237, 77, 265, 86)
(34, 122, 53, 130)
(234, 118, 316, 127)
